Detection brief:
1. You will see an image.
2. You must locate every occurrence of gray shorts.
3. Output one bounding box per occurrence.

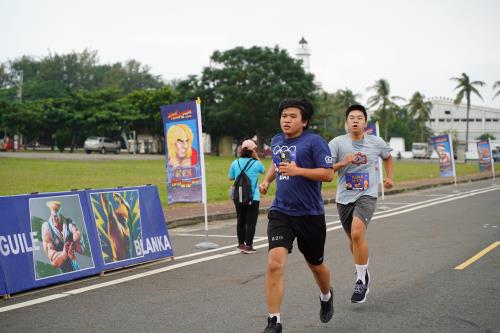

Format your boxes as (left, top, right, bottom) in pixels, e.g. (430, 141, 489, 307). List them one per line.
(336, 195, 377, 234)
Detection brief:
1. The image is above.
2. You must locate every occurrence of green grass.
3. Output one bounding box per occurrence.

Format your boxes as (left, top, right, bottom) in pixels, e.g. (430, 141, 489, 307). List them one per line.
(0, 156, 497, 209)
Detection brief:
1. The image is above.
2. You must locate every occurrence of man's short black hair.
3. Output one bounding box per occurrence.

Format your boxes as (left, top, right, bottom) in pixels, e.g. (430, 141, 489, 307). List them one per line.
(345, 104, 367, 121)
(278, 98, 314, 128)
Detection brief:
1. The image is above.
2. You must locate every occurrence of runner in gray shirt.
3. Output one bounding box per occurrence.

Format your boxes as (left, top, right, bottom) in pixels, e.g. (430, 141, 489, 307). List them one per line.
(328, 104, 394, 304)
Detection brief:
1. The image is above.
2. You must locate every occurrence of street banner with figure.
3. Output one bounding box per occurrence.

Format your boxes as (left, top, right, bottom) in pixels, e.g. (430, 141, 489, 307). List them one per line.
(160, 100, 204, 204)
(477, 140, 493, 173)
(431, 134, 456, 178)
(0, 185, 173, 296)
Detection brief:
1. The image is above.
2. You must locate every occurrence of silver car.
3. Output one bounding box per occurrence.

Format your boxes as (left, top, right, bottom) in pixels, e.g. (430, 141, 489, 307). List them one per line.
(84, 137, 121, 154)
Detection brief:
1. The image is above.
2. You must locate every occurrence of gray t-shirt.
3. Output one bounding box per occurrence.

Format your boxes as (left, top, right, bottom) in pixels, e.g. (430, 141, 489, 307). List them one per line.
(329, 134, 392, 204)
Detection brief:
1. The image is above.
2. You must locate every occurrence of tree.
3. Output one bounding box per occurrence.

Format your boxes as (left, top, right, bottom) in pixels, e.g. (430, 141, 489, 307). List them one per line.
(493, 81, 500, 100)
(476, 133, 496, 141)
(407, 92, 432, 142)
(312, 88, 361, 140)
(450, 73, 485, 152)
(127, 86, 179, 138)
(195, 46, 316, 153)
(367, 79, 404, 141)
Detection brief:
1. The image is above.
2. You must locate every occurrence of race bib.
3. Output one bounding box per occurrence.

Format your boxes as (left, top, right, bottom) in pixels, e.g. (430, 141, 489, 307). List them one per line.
(346, 173, 369, 190)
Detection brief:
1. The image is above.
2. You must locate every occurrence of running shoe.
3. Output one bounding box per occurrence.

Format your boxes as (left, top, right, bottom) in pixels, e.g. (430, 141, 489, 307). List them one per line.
(351, 271, 370, 303)
(319, 287, 334, 323)
(243, 245, 257, 254)
(262, 316, 282, 333)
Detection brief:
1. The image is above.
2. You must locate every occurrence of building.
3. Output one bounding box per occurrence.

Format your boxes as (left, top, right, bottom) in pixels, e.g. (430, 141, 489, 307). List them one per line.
(295, 37, 311, 73)
(428, 97, 500, 152)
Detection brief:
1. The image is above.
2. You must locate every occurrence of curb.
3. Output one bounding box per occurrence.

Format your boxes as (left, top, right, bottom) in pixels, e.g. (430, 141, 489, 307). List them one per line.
(167, 173, 498, 229)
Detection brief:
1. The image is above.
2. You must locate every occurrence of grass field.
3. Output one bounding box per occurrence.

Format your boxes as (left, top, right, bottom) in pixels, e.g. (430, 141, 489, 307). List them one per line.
(0, 156, 496, 209)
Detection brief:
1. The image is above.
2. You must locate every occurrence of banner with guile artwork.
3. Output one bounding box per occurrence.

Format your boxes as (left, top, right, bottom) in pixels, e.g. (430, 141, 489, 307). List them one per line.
(0, 185, 173, 296)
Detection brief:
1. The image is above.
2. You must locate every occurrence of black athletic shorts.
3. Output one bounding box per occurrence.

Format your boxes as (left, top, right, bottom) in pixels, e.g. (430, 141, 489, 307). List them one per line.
(267, 209, 326, 265)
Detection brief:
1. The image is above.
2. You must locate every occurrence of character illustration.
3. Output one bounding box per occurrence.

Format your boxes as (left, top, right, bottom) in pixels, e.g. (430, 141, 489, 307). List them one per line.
(101, 193, 132, 261)
(41, 201, 84, 273)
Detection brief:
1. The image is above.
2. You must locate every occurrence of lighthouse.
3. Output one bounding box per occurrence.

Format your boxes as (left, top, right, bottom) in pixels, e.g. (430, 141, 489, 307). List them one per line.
(295, 37, 311, 73)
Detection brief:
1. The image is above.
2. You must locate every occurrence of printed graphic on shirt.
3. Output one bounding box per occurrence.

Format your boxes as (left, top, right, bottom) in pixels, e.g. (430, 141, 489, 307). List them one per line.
(352, 152, 368, 165)
(272, 145, 297, 181)
(346, 173, 369, 190)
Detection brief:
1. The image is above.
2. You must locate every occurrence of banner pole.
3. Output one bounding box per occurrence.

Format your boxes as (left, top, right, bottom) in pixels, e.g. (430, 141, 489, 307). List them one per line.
(449, 134, 458, 189)
(194, 97, 219, 250)
(489, 138, 496, 180)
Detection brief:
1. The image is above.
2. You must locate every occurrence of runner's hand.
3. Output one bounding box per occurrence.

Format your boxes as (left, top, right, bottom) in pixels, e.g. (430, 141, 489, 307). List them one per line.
(259, 181, 269, 194)
(383, 177, 394, 189)
(278, 162, 300, 176)
(342, 155, 355, 167)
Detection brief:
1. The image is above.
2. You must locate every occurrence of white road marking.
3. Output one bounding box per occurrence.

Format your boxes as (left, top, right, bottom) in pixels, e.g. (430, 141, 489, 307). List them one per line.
(2, 184, 499, 313)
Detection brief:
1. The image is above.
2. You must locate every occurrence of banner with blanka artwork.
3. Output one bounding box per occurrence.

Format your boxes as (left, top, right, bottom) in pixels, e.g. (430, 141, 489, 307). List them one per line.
(160, 100, 205, 204)
(431, 134, 456, 178)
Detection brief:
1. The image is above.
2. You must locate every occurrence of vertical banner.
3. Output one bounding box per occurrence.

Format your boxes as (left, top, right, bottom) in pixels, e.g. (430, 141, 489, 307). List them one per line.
(431, 134, 456, 178)
(160, 101, 204, 204)
(477, 140, 493, 173)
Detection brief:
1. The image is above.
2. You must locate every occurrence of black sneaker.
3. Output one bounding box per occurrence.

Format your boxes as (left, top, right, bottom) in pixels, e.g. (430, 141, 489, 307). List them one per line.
(319, 287, 334, 323)
(351, 279, 369, 303)
(263, 316, 282, 333)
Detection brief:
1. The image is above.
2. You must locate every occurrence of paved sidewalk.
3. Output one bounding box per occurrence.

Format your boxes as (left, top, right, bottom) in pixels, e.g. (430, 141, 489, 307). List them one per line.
(165, 172, 499, 228)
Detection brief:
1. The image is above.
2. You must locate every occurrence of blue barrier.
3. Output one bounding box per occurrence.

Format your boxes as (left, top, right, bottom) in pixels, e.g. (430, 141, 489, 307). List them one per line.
(0, 185, 173, 296)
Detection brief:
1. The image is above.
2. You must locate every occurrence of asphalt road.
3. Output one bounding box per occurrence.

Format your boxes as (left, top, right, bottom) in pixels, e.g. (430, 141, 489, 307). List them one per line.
(1, 180, 499, 333)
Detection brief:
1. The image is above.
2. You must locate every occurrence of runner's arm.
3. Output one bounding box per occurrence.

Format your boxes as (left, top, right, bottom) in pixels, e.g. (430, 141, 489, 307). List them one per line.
(259, 164, 276, 194)
(382, 155, 394, 189)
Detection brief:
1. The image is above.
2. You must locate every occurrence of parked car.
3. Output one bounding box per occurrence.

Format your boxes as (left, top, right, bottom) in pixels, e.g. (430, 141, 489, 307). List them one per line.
(493, 149, 500, 162)
(84, 137, 121, 154)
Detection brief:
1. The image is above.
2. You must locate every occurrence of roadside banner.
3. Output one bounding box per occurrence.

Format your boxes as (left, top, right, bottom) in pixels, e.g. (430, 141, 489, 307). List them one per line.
(431, 134, 456, 179)
(85, 185, 173, 270)
(477, 140, 493, 172)
(0, 191, 100, 295)
(160, 100, 204, 204)
(0, 185, 172, 296)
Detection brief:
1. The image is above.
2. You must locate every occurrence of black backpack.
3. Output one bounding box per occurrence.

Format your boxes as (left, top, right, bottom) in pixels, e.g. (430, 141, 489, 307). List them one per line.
(232, 159, 257, 206)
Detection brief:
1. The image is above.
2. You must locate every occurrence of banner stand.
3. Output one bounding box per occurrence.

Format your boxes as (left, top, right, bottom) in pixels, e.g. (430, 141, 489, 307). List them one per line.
(194, 98, 219, 250)
(488, 139, 497, 185)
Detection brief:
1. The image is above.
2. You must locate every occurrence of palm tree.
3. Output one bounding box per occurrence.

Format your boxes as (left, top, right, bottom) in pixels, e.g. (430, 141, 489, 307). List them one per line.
(450, 73, 485, 152)
(493, 81, 500, 100)
(367, 79, 404, 141)
(407, 92, 432, 142)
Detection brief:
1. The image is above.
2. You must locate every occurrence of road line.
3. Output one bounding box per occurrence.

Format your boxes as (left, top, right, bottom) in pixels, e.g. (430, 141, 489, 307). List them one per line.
(1, 184, 499, 313)
(454, 241, 500, 270)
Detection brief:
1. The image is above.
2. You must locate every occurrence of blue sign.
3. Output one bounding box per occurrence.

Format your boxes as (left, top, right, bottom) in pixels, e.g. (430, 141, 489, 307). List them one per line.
(0, 185, 173, 296)
(431, 134, 456, 178)
(161, 100, 204, 204)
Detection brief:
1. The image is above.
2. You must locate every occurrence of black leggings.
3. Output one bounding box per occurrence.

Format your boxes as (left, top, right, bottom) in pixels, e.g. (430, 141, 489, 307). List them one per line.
(234, 201, 260, 246)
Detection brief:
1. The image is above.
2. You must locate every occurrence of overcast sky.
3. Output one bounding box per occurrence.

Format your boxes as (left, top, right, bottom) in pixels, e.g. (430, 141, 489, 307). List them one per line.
(2, 0, 500, 108)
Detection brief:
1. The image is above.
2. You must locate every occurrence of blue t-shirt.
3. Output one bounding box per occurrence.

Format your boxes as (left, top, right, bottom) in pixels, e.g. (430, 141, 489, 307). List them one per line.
(228, 157, 265, 202)
(270, 130, 333, 216)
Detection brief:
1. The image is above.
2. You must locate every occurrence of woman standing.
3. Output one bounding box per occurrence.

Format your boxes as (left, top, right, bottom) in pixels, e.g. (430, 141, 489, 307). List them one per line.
(228, 139, 265, 253)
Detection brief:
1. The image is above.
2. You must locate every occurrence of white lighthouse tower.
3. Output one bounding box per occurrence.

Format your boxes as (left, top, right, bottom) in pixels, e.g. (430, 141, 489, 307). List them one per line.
(295, 37, 311, 72)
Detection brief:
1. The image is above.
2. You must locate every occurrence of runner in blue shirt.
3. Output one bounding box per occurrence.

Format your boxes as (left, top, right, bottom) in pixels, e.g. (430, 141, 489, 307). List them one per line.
(329, 104, 394, 304)
(259, 98, 334, 333)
